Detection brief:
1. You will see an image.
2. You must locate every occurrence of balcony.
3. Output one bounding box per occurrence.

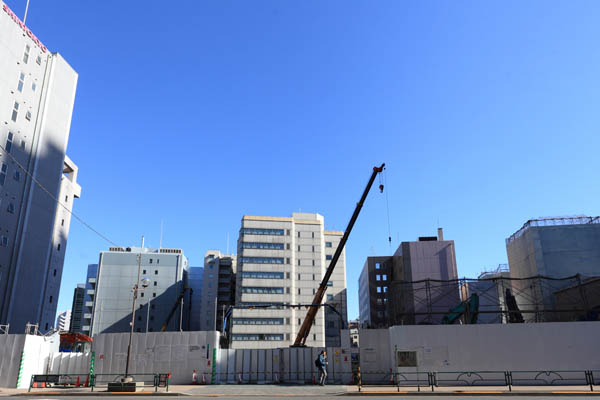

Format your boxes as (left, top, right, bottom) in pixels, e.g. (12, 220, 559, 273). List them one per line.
(87, 278, 96, 284)
(85, 301, 93, 307)
(83, 313, 92, 319)
(86, 289, 95, 295)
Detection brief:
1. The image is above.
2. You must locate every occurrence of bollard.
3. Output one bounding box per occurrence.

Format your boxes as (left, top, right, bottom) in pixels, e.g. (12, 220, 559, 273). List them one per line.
(357, 366, 361, 392)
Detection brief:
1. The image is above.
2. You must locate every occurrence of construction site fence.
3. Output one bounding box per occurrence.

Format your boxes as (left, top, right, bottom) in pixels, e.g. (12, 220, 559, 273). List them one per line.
(357, 370, 600, 392)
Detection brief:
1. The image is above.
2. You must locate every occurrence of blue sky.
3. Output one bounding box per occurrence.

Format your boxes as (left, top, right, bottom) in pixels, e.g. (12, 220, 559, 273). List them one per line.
(6, 0, 600, 320)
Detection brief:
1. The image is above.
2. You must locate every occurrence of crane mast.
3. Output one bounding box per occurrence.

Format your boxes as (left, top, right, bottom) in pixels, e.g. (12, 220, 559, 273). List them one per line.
(292, 163, 385, 347)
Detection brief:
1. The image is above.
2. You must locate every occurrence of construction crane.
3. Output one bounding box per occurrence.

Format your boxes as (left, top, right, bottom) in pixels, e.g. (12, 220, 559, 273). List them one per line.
(161, 286, 192, 332)
(293, 163, 385, 347)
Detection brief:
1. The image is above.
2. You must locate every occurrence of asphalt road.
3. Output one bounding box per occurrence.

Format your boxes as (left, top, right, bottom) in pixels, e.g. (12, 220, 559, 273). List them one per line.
(13, 396, 600, 400)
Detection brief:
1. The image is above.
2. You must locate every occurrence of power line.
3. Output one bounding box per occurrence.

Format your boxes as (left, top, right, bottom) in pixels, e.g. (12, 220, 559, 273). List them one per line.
(0, 143, 118, 246)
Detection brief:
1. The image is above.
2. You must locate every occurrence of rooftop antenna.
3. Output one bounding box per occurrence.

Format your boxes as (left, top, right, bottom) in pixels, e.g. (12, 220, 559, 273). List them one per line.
(159, 219, 164, 249)
(23, 0, 30, 25)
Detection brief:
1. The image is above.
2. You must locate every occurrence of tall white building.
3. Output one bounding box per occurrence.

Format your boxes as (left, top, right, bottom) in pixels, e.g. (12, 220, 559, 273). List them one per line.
(231, 213, 347, 349)
(0, 1, 80, 332)
(55, 310, 71, 331)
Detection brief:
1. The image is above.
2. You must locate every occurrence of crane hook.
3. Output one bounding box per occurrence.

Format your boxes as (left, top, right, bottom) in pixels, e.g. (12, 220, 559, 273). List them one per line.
(379, 184, 384, 193)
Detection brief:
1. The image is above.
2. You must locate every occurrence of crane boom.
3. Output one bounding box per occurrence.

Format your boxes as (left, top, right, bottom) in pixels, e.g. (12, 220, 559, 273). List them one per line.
(292, 163, 385, 346)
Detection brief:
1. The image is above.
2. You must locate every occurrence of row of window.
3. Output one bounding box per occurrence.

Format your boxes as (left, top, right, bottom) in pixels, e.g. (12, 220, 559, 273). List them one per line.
(241, 271, 285, 279)
(241, 242, 284, 250)
(16, 72, 37, 93)
(232, 318, 284, 325)
(241, 287, 284, 294)
(240, 257, 284, 265)
(5, 132, 27, 154)
(232, 334, 284, 341)
(22, 44, 42, 66)
(376, 274, 388, 281)
(241, 228, 284, 236)
(11, 102, 32, 123)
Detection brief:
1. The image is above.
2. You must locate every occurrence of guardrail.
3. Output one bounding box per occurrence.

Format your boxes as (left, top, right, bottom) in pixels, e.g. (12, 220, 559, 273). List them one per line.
(29, 373, 170, 392)
(357, 370, 597, 392)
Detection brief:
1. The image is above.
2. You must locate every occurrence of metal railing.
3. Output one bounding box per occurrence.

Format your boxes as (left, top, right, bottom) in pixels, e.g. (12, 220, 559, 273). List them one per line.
(29, 373, 169, 392)
(356, 370, 596, 392)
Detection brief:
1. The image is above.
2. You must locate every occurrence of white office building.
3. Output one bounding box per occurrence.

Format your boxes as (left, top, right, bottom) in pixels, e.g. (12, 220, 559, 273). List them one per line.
(90, 247, 189, 336)
(231, 213, 347, 349)
(0, 1, 80, 332)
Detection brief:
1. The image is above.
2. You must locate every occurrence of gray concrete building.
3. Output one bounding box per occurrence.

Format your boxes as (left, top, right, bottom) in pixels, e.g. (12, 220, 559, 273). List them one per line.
(200, 251, 235, 332)
(359, 229, 460, 327)
(90, 246, 189, 336)
(188, 266, 203, 331)
(80, 264, 98, 335)
(506, 216, 600, 322)
(55, 310, 71, 331)
(231, 213, 347, 349)
(0, 1, 80, 333)
(358, 256, 393, 328)
(460, 265, 510, 324)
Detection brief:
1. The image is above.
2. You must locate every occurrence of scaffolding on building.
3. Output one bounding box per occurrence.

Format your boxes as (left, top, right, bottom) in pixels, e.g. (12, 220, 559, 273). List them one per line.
(506, 215, 600, 244)
(389, 274, 600, 325)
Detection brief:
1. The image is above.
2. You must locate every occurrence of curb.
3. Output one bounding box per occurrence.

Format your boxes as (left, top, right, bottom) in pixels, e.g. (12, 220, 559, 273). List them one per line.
(12, 391, 184, 397)
(346, 391, 600, 396)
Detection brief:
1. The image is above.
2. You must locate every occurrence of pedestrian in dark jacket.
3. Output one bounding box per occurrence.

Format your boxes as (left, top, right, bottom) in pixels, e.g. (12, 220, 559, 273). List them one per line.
(317, 350, 328, 385)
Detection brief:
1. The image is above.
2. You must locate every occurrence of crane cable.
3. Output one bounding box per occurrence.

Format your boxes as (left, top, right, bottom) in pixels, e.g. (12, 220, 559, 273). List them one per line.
(0, 143, 119, 246)
(378, 167, 392, 248)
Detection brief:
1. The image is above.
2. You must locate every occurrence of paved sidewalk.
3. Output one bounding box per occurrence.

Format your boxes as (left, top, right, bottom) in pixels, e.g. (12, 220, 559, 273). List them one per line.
(1, 384, 598, 397)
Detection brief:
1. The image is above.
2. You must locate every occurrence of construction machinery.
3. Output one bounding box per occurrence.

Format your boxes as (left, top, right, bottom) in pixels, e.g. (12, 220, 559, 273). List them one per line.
(161, 286, 192, 332)
(441, 293, 480, 325)
(293, 163, 385, 347)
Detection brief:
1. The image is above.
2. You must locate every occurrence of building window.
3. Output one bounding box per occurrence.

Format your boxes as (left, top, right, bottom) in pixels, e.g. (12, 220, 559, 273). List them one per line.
(49, 296, 53, 303)
(241, 271, 284, 279)
(11, 102, 19, 122)
(383, 286, 388, 293)
(376, 275, 381, 281)
(17, 73, 25, 92)
(155, 270, 158, 275)
(36, 55, 42, 65)
(242, 242, 284, 250)
(327, 281, 333, 286)
(382, 274, 387, 280)
(5, 132, 13, 154)
(0, 163, 6, 186)
(241, 256, 284, 264)
(65, 195, 68, 202)
(326, 255, 332, 260)
(140, 292, 144, 297)
(297, 259, 301, 266)
(153, 293, 156, 298)
(298, 288, 301, 295)
(23, 45, 30, 63)
(157, 259, 159, 264)
(327, 294, 333, 301)
(312, 260, 315, 266)
(151, 304, 155, 310)
(232, 318, 284, 325)
(0, 236, 7, 247)
(61, 219, 64, 226)
(231, 334, 283, 341)
(20, 140, 25, 150)
(377, 287, 382, 293)
(286, 257, 290, 264)
(25, 111, 31, 121)
(286, 229, 290, 236)
(149, 259, 153, 264)
(312, 232, 315, 238)
(32, 82, 37, 92)
(297, 245, 301, 251)
(138, 316, 142, 321)
(154, 281, 157, 286)
(312, 274, 315, 280)
(286, 243, 290, 250)
(143, 269, 146, 274)
(312, 288, 316, 295)
(325, 242, 332, 248)
(241, 227, 284, 236)
(313, 334, 316, 341)
(241, 287, 284, 294)
(286, 287, 290, 294)
(57, 243, 61, 251)
(12, 169, 20, 181)
(53, 269, 56, 277)
(375, 263, 381, 269)
(297, 273, 301, 280)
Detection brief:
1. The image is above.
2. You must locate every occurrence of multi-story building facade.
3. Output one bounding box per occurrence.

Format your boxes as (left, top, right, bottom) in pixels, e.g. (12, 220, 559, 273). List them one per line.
(200, 251, 235, 332)
(69, 284, 85, 333)
(359, 229, 459, 327)
(506, 216, 600, 322)
(0, 1, 80, 333)
(80, 264, 98, 335)
(90, 246, 189, 336)
(188, 265, 203, 331)
(55, 310, 71, 331)
(231, 213, 347, 349)
(358, 256, 393, 328)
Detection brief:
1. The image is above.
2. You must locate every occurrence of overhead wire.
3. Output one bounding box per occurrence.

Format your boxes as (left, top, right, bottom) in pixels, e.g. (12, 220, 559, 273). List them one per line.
(0, 143, 119, 246)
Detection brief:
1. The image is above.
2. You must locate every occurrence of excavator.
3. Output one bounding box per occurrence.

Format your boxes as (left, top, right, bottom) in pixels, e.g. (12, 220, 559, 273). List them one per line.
(293, 163, 385, 347)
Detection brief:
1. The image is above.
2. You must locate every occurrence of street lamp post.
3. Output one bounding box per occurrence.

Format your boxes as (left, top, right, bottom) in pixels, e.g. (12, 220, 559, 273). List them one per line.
(122, 237, 150, 383)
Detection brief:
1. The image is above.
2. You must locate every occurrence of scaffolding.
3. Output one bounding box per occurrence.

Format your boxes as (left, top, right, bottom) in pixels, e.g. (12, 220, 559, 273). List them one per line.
(506, 215, 600, 244)
(389, 274, 599, 325)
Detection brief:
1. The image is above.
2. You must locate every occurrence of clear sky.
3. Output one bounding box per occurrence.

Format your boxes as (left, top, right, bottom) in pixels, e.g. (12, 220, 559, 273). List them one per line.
(6, 0, 600, 320)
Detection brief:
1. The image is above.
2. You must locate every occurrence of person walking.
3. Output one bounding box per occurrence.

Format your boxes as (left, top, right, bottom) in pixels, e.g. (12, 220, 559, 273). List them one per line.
(317, 350, 328, 385)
